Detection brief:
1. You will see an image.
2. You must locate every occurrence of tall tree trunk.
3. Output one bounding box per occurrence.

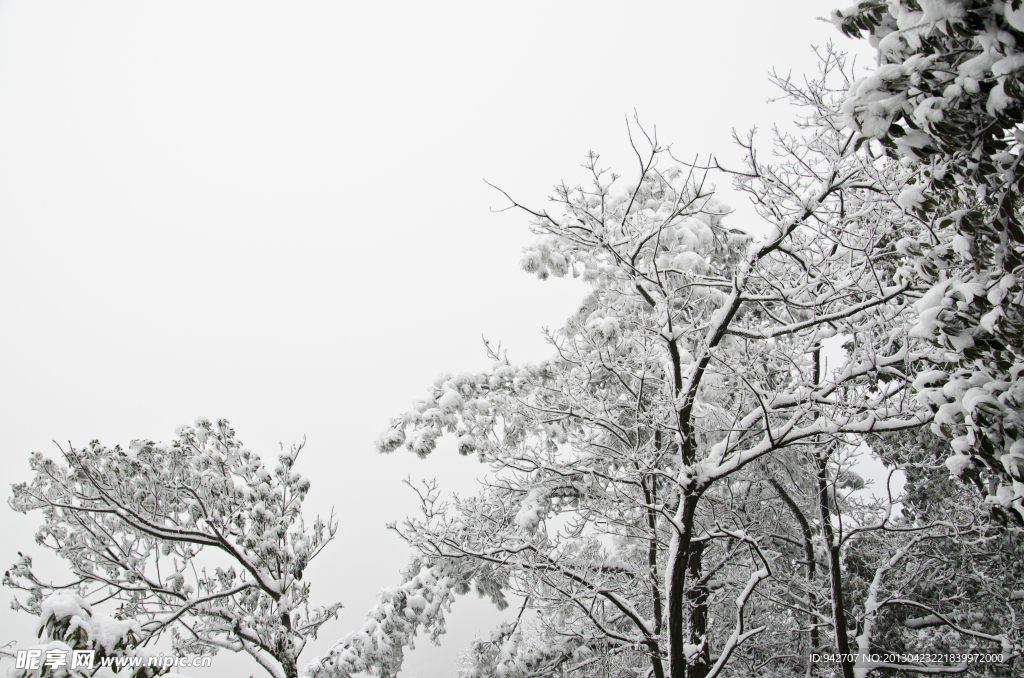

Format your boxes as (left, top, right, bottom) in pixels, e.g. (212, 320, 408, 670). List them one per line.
(686, 539, 710, 678)
(816, 451, 854, 678)
(274, 615, 298, 678)
(666, 493, 701, 678)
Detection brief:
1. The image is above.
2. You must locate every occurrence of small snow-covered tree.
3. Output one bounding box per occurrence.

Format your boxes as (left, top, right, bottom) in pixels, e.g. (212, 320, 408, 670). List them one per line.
(4, 590, 163, 678)
(344, 50, 955, 678)
(5, 418, 340, 678)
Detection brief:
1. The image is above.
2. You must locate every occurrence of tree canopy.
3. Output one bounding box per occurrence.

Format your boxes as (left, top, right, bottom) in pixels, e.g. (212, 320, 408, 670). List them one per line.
(6, 419, 339, 678)
(313, 43, 1022, 678)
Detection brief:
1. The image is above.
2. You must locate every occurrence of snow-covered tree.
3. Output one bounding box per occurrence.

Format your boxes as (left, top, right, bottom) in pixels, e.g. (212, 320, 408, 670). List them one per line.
(832, 0, 1024, 517)
(5, 418, 340, 678)
(345, 50, 963, 678)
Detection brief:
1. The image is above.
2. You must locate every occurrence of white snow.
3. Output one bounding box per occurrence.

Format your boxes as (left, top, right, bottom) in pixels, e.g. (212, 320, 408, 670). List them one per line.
(437, 389, 463, 413)
(896, 186, 927, 211)
(944, 453, 972, 477)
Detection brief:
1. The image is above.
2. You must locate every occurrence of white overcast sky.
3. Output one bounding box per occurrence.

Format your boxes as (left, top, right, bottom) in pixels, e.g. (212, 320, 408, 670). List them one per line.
(0, 2, 869, 676)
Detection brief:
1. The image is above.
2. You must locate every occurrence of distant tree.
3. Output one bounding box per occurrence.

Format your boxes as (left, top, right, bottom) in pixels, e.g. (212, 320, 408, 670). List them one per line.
(841, 429, 1024, 676)
(4, 418, 340, 678)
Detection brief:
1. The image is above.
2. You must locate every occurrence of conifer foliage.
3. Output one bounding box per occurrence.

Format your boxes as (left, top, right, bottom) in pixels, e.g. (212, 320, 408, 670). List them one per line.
(833, 0, 1024, 515)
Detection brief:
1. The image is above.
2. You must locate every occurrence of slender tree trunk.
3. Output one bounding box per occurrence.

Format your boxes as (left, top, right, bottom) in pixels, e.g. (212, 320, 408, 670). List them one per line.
(638, 493, 663, 678)
(816, 451, 854, 678)
(769, 477, 820, 653)
(642, 439, 666, 678)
